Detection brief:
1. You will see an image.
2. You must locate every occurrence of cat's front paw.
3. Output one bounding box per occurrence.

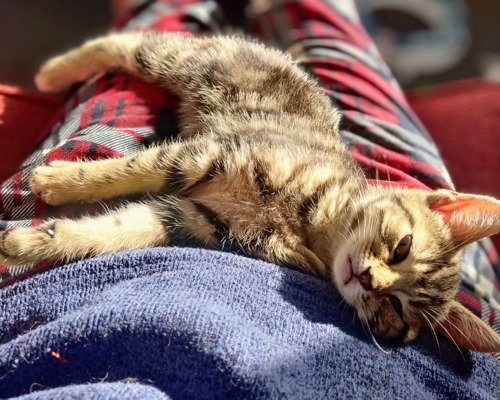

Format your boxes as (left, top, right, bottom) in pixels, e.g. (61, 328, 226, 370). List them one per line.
(35, 56, 76, 93)
(0, 231, 12, 266)
(30, 161, 80, 206)
(35, 57, 71, 93)
(0, 223, 56, 265)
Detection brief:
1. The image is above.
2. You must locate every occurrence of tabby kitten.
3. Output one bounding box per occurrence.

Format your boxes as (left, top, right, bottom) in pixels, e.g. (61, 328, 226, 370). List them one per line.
(1, 32, 499, 352)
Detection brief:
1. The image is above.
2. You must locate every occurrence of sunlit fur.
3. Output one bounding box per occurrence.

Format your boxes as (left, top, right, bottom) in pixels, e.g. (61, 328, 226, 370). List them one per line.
(1, 33, 499, 350)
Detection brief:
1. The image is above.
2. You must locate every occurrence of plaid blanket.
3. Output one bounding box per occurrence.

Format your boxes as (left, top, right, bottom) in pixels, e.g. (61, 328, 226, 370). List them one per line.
(0, 0, 498, 352)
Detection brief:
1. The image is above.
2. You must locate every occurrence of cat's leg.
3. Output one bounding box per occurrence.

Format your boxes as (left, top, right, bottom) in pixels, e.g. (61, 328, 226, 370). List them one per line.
(35, 32, 198, 94)
(35, 32, 286, 101)
(30, 147, 169, 206)
(0, 202, 166, 265)
(35, 32, 145, 93)
(29, 139, 222, 205)
(0, 196, 218, 266)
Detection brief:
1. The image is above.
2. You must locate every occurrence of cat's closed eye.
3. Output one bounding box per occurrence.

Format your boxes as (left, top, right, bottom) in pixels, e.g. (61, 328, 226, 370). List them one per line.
(387, 294, 403, 319)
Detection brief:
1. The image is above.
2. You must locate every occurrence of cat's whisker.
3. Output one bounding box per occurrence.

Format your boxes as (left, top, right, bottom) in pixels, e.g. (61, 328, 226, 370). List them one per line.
(339, 297, 352, 319)
(339, 220, 355, 243)
(97, 200, 115, 215)
(363, 320, 391, 354)
(337, 231, 349, 244)
(420, 310, 440, 353)
(425, 308, 466, 361)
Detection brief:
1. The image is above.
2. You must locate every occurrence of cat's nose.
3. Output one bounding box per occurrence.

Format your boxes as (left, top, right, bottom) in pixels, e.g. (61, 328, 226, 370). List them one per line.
(358, 267, 373, 291)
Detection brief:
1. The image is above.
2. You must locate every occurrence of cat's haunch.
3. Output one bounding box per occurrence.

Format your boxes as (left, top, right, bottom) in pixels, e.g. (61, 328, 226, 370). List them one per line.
(2, 32, 499, 353)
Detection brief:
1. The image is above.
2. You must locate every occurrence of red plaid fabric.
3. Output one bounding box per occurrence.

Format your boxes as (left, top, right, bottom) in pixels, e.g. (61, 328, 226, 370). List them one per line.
(0, 0, 498, 349)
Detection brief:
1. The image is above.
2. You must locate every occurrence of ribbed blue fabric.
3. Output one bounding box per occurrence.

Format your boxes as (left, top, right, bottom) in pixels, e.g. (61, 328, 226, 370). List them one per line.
(0, 248, 498, 399)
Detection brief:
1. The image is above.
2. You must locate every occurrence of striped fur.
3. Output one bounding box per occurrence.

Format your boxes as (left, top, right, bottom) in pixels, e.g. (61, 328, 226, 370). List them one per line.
(2, 33, 499, 350)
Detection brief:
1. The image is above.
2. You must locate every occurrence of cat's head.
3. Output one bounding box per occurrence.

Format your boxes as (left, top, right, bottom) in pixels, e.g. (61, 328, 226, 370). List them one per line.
(331, 188, 500, 352)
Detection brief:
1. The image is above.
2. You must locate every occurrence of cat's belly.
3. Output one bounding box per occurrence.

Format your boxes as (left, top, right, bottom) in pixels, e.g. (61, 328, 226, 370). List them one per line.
(190, 178, 295, 240)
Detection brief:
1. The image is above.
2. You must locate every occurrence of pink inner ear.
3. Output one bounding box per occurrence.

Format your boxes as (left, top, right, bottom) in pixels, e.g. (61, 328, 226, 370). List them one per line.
(429, 192, 500, 243)
(430, 194, 500, 222)
(430, 195, 474, 223)
(436, 302, 500, 353)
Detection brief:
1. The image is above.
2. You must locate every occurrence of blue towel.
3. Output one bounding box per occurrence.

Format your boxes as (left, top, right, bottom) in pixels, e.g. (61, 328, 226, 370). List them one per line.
(1, 248, 499, 399)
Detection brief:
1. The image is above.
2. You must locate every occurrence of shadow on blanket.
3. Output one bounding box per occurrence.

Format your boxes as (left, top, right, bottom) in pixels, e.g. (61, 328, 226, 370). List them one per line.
(0, 248, 498, 399)
(278, 270, 475, 376)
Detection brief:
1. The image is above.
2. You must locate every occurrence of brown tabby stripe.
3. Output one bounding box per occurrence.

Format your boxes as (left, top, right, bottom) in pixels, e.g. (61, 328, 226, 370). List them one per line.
(253, 160, 278, 198)
(245, 226, 274, 253)
(408, 299, 430, 308)
(283, 164, 309, 187)
(436, 272, 459, 292)
(197, 93, 218, 115)
(167, 156, 187, 192)
(297, 177, 340, 223)
(191, 200, 230, 244)
(155, 146, 177, 170)
(409, 292, 448, 308)
(416, 276, 429, 289)
(134, 51, 153, 73)
(380, 232, 398, 255)
(151, 196, 188, 242)
(199, 158, 225, 184)
(409, 297, 447, 309)
(416, 256, 454, 274)
(426, 269, 459, 293)
(393, 196, 416, 227)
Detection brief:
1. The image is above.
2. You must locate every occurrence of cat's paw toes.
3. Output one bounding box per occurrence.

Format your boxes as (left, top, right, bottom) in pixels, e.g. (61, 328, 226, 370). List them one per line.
(0, 229, 22, 265)
(0, 230, 13, 266)
(30, 164, 76, 206)
(34, 71, 55, 93)
(0, 223, 58, 265)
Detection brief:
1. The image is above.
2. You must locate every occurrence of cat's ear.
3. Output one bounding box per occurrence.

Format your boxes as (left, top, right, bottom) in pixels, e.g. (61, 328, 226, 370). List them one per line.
(427, 190, 500, 247)
(435, 300, 500, 353)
